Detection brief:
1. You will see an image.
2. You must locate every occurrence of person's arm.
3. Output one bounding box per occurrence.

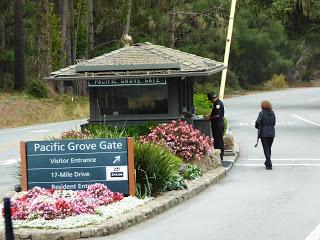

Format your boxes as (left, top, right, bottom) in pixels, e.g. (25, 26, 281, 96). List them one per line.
(273, 113, 276, 126)
(255, 112, 263, 129)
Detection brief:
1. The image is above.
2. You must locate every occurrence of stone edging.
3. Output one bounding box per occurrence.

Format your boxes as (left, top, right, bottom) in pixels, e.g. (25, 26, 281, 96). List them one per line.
(1, 158, 237, 240)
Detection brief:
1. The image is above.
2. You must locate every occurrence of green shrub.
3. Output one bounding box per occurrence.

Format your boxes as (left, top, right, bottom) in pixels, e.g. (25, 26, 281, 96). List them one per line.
(193, 92, 211, 114)
(301, 69, 312, 82)
(13, 159, 22, 185)
(87, 123, 155, 139)
(124, 122, 157, 138)
(87, 124, 126, 138)
(265, 74, 288, 89)
(164, 174, 187, 191)
(180, 164, 203, 180)
(134, 142, 182, 197)
(224, 117, 228, 135)
(27, 79, 48, 98)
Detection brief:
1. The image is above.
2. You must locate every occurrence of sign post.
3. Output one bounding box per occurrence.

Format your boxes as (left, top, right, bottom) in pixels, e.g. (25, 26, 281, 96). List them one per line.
(3, 198, 14, 240)
(20, 138, 135, 196)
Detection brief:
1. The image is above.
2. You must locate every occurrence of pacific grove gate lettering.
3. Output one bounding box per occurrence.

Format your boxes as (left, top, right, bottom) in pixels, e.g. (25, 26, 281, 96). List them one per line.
(88, 77, 167, 87)
(20, 138, 135, 196)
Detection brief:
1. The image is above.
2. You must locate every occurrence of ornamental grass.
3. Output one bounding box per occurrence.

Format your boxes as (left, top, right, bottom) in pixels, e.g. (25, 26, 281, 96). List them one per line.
(134, 142, 182, 197)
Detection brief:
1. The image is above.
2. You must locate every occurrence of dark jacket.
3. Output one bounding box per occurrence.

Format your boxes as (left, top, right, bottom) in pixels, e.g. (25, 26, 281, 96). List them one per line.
(210, 99, 224, 125)
(255, 110, 276, 138)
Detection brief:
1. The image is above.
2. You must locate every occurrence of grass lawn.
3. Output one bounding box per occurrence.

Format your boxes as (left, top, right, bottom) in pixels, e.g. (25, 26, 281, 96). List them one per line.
(0, 91, 89, 129)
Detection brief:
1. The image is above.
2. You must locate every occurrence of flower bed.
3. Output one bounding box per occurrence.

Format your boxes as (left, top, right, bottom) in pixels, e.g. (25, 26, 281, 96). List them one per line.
(1, 184, 150, 229)
(140, 120, 213, 162)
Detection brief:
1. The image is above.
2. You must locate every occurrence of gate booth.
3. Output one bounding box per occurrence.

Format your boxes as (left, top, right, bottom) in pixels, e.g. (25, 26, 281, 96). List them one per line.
(46, 43, 225, 136)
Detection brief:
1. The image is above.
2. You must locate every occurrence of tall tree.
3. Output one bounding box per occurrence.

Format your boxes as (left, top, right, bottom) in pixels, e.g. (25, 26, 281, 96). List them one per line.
(36, 0, 52, 80)
(14, 0, 25, 90)
(58, 0, 70, 93)
(72, 0, 88, 95)
(87, 0, 94, 58)
(60, 0, 70, 65)
(168, 1, 177, 48)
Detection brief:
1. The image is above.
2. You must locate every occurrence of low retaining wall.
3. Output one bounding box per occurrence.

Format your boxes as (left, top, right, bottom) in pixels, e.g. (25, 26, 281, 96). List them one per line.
(0, 148, 237, 240)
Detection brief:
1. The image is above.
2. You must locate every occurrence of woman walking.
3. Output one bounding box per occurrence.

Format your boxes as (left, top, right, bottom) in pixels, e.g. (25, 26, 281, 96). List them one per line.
(255, 100, 276, 170)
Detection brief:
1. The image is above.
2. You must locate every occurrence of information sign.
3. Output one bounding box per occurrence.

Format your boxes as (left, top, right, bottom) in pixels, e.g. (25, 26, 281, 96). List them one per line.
(20, 138, 135, 196)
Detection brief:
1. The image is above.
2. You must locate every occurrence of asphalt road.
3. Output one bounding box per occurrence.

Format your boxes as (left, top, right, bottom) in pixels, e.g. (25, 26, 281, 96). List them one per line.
(89, 87, 320, 240)
(0, 119, 87, 196)
(0, 88, 319, 240)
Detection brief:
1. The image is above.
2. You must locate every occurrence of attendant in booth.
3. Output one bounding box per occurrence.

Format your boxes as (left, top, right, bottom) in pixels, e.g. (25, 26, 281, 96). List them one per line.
(204, 92, 225, 161)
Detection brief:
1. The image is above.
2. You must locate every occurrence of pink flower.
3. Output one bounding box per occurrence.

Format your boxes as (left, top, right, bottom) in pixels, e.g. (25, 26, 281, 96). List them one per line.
(140, 120, 213, 162)
(6, 184, 124, 221)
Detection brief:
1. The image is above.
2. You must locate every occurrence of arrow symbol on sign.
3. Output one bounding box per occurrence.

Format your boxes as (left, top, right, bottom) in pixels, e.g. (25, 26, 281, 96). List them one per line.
(113, 155, 120, 164)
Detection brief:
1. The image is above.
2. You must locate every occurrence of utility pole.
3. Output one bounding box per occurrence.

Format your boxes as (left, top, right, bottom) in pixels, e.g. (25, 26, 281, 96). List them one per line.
(219, 0, 237, 100)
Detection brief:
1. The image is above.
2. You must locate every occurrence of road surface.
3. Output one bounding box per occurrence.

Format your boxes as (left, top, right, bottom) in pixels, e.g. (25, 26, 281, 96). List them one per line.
(0, 119, 86, 196)
(89, 87, 320, 240)
(1, 88, 320, 240)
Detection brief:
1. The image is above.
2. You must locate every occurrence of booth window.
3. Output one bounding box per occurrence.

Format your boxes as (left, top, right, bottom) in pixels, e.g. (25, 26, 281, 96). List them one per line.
(101, 85, 168, 115)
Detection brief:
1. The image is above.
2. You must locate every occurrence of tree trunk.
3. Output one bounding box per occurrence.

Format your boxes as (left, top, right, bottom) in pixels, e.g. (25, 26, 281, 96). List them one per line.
(72, 0, 88, 96)
(36, 0, 52, 80)
(168, 10, 176, 48)
(73, 1, 82, 64)
(59, 0, 69, 93)
(14, 0, 25, 90)
(60, 0, 69, 65)
(87, 0, 94, 58)
(69, 0, 75, 64)
(0, 0, 5, 49)
(0, 19, 4, 49)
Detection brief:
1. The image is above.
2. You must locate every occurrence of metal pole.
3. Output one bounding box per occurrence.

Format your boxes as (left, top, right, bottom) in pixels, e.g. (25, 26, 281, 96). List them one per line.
(3, 198, 14, 240)
(219, 0, 237, 100)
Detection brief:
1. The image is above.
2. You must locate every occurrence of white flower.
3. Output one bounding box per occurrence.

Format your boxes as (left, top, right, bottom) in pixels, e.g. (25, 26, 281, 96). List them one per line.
(0, 197, 151, 230)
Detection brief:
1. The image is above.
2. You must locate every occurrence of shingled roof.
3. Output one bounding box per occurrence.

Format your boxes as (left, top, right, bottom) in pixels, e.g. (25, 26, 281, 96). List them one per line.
(47, 42, 224, 80)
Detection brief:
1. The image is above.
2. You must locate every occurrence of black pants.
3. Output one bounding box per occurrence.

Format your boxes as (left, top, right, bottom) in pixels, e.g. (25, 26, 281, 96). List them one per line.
(261, 137, 274, 168)
(212, 124, 224, 161)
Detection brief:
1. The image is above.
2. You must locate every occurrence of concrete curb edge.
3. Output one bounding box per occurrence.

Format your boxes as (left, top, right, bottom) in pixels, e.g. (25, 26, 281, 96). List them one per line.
(4, 154, 239, 240)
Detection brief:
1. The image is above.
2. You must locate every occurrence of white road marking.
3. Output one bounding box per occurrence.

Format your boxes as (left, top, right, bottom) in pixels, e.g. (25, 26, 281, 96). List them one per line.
(236, 163, 320, 166)
(0, 119, 86, 134)
(305, 222, 320, 240)
(244, 158, 320, 161)
(30, 129, 50, 133)
(0, 159, 19, 165)
(239, 121, 296, 126)
(308, 97, 320, 104)
(292, 114, 320, 127)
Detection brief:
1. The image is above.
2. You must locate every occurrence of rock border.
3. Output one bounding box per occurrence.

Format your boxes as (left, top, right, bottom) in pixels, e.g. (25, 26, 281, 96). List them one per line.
(1, 155, 238, 240)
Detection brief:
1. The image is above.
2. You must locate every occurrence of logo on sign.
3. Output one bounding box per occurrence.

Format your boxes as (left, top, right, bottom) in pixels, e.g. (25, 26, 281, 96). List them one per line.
(106, 166, 128, 181)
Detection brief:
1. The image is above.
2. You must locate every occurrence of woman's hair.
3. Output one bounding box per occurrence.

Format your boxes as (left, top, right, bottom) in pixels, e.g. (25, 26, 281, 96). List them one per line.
(261, 100, 272, 110)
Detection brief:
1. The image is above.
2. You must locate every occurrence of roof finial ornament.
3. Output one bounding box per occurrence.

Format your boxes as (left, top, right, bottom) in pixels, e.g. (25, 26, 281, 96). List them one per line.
(122, 0, 133, 47)
(121, 34, 133, 47)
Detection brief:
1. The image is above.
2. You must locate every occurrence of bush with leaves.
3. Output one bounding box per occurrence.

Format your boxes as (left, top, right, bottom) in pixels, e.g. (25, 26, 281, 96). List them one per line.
(134, 142, 182, 197)
(140, 120, 213, 162)
(83, 123, 157, 139)
(60, 129, 91, 139)
(265, 74, 288, 89)
(180, 164, 203, 180)
(27, 79, 48, 98)
(87, 124, 127, 138)
(123, 122, 157, 139)
(164, 174, 187, 191)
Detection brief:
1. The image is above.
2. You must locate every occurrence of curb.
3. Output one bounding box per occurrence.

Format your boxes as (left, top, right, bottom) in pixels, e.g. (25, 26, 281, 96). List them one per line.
(2, 154, 238, 240)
